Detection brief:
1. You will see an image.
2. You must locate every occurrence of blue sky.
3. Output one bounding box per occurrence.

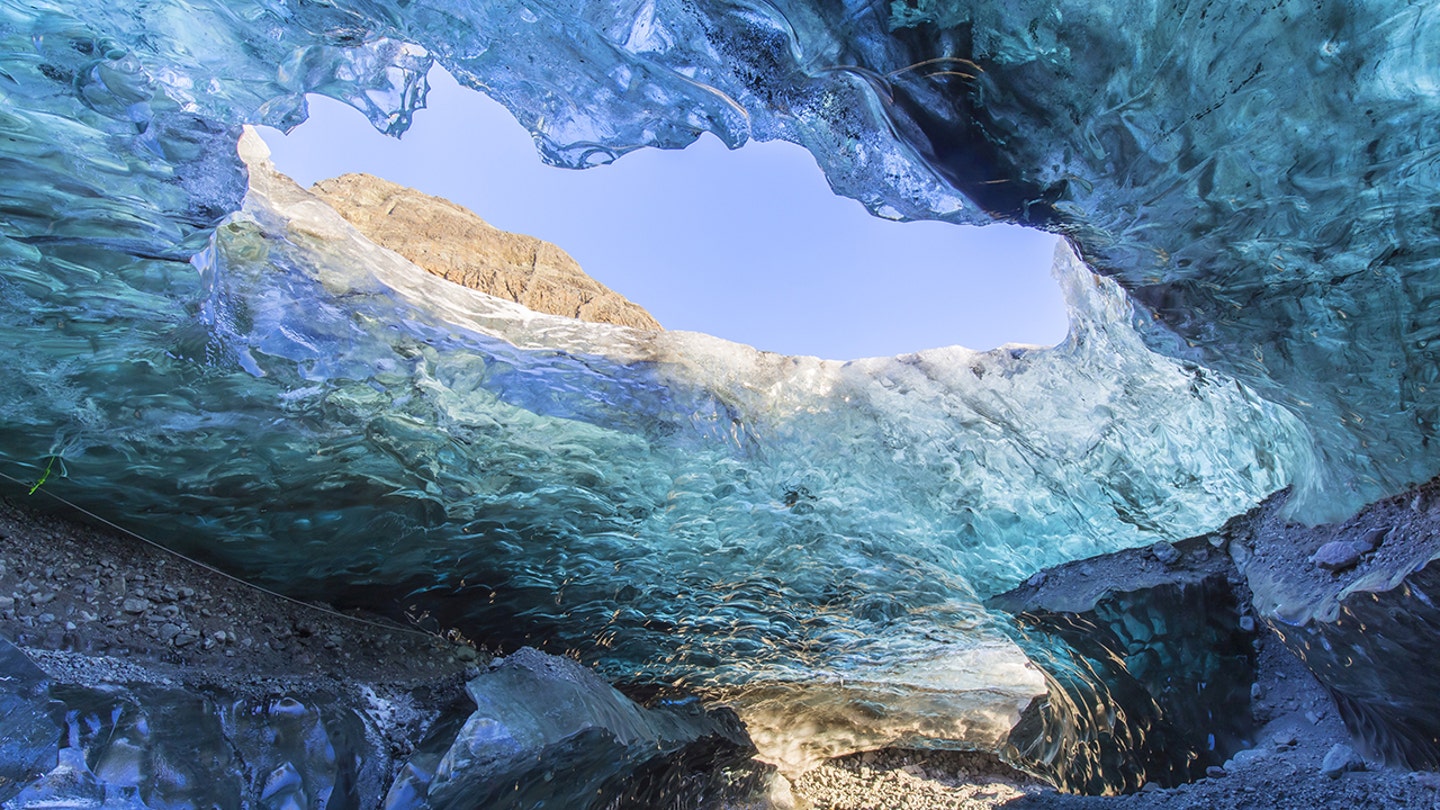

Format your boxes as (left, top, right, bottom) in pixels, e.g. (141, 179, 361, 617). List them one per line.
(259, 68, 1066, 360)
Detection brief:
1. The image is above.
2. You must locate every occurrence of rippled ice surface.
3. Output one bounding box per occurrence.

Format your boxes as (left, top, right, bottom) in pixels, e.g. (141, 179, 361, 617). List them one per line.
(0, 0, 1392, 767)
(0, 126, 1307, 764)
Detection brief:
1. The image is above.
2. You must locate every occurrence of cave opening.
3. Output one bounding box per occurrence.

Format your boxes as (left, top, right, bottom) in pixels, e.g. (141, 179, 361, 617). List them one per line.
(258, 66, 1067, 361)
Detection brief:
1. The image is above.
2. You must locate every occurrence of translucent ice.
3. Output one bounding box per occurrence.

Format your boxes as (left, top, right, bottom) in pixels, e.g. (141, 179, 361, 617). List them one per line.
(0, 128, 1309, 765)
(0, 0, 1431, 772)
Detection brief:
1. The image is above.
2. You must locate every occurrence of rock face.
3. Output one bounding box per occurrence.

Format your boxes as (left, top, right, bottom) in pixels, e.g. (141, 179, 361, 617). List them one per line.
(309, 173, 661, 330)
(992, 475, 1440, 794)
(1231, 479, 1440, 770)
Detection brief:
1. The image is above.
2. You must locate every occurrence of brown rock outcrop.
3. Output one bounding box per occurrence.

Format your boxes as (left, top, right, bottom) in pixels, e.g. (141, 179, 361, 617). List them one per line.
(310, 173, 661, 330)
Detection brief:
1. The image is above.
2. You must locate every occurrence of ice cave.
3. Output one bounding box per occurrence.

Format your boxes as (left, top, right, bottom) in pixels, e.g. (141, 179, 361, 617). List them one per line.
(2, 0, 1440, 807)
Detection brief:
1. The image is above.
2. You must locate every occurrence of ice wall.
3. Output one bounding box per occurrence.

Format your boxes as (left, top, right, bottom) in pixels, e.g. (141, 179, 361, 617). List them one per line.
(1, 118, 1308, 766)
(0, 0, 1427, 768)
(7, 0, 1432, 519)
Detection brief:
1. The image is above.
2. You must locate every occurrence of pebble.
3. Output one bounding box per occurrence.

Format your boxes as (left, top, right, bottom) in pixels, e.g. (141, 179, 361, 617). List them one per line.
(1239, 615, 1256, 632)
(1205, 766, 1227, 778)
(121, 597, 150, 614)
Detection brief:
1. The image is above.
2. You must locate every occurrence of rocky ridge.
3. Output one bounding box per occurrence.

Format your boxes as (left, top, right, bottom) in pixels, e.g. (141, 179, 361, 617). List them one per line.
(309, 172, 663, 330)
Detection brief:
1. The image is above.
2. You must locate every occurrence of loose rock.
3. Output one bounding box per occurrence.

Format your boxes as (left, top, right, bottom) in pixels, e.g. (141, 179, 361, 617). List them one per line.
(1310, 540, 1370, 572)
(1320, 744, 1365, 779)
(1151, 541, 1181, 565)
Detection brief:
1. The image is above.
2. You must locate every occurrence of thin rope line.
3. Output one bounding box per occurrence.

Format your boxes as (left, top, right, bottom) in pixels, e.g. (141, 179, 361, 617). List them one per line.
(0, 469, 441, 642)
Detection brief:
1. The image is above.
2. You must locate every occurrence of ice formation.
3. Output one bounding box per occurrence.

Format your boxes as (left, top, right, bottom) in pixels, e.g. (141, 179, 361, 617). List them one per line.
(0, 0, 1435, 789)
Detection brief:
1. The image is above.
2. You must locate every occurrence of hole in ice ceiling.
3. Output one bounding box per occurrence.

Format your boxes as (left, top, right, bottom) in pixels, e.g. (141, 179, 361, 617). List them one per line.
(259, 67, 1067, 361)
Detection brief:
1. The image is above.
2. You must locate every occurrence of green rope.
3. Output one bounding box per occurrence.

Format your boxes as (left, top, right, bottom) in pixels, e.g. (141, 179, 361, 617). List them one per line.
(27, 456, 55, 495)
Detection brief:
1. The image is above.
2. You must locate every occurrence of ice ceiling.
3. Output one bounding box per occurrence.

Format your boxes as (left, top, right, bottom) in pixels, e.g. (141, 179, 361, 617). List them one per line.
(0, 0, 1435, 765)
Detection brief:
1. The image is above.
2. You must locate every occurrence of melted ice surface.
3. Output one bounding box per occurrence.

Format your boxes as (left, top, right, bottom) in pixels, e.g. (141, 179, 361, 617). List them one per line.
(3, 0, 1425, 766)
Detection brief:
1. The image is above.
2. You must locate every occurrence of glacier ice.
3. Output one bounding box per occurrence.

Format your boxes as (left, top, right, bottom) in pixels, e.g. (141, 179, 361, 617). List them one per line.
(391, 647, 761, 808)
(0, 0, 1436, 782)
(0, 122, 1308, 768)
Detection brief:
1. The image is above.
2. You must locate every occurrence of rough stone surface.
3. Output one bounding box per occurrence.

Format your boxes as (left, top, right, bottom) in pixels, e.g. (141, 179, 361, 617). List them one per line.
(1150, 541, 1181, 566)
(310, 173, 662, 330)
(1227, 478, 1440, 769)
(1310, 541, 1370, 573)
(1320, 744, 1365, 779)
